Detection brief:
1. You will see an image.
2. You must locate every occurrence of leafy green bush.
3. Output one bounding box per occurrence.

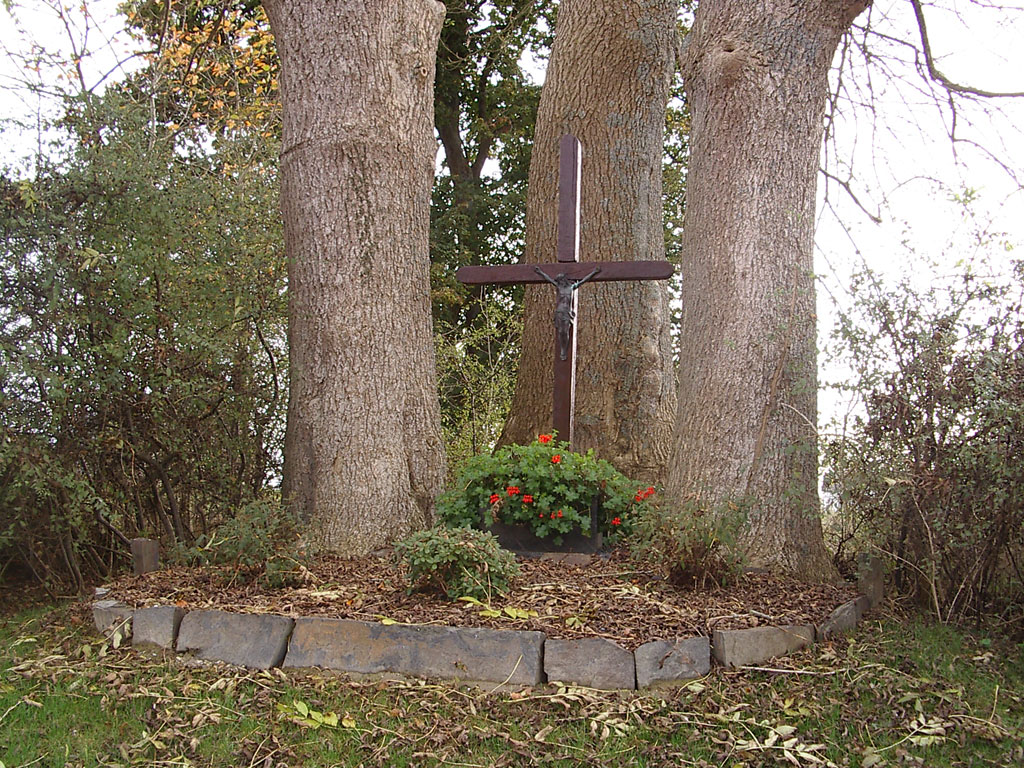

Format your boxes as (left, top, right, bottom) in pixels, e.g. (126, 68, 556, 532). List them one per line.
(436, 435, 656, 544)
(628, 495, 746, 590)
(0, 90, 285, 593)
(171, 499, 308, 588)
(824, 258, 1024, 622)
(394, 526, 519, 601)
(434, 309, 520, 477)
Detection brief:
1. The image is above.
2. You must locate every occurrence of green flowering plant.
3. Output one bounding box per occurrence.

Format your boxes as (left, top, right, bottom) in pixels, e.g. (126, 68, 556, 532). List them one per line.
(436, 434, 657, 545)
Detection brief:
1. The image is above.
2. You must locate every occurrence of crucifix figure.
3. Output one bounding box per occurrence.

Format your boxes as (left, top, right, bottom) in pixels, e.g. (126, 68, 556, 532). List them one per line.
(535, 265, 601, 361)
(456, 134, 674, 447)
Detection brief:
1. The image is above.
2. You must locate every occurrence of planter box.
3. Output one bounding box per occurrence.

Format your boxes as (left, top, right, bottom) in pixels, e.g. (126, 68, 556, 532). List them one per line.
(481, 496, 603, 553)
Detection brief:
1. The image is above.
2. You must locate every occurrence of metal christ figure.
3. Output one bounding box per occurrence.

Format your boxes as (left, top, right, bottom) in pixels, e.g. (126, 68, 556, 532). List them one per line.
(535, 266, 601, 361)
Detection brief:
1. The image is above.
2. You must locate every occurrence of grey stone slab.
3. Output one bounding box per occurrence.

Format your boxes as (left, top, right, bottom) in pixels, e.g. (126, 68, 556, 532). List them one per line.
(545, 637, 636, 690)
(131, 538, 160, 575)
(539, 553, 567, 563)
(635, 637, 711, 687)
(857, 554, 884, 610)
(283, 618, 544, 686)
(816, 600, 860, 642)
(93, 599, 133, 637)
(133, 605, 185, 650)
(177, 610, 293, 669)
(854, 594, 871, 619)
(711, 625, 815, 668)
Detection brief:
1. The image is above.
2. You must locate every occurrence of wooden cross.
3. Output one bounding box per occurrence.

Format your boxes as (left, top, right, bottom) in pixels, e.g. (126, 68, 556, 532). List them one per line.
(456, 134, 674, 447)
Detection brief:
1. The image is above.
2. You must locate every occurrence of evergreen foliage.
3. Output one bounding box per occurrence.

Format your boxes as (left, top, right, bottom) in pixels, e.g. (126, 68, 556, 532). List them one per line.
(170, 498, 306, 588)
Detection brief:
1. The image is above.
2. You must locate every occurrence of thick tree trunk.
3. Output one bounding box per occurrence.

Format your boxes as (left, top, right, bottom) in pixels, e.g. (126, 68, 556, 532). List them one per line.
(501, 0, 677, 482)
(264, 0, 447, 554)
(667, 0, 867, 580)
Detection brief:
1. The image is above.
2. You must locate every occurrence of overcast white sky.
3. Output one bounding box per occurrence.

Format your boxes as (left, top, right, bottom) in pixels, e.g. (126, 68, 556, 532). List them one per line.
(813, 1, 1024, 428)
(0, 0, 139, 169)
(818, 0, 1024, 278)
(2, 0, 1022, 431)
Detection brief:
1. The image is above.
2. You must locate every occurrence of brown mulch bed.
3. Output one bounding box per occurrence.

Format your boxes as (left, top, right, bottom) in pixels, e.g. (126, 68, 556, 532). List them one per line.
(102, 549, 858, 652)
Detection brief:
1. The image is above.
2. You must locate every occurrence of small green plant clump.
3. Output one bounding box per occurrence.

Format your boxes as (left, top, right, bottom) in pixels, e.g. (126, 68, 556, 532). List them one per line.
(629, 494, 746, 590)
(394, 526, 519, 601)
(436, 434, 657, 544)
(170, 498, 309, 588)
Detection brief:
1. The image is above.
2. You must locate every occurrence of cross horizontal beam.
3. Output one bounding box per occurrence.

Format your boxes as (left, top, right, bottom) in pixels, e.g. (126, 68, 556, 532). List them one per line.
(456, 260, 674, 286)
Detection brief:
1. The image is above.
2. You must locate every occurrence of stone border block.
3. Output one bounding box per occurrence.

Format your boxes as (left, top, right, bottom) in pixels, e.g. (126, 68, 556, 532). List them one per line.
(711, 625, 815, 668)
(283, 618, 544, 686)
(854, 594, 871, 619)
(545, 637, 635, 690)
(133, 605, 185, 650)
(816, 600, 859, 642)
(635, 637, 710, 687)
(177, 610, 293, 669)
(857, 554, 884, 610)
(93, 600, 133, 638)
(130, 538, 160, 575)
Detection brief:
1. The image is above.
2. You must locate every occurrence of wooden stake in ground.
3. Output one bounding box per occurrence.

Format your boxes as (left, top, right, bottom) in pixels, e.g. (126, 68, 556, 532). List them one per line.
(457, 135, 673, 447)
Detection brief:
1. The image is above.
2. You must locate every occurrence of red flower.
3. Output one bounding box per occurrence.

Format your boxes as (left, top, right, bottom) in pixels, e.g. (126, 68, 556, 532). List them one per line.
(634, 493, 644, 502)
(522, 494, 534, 503)
(550, 513, 556, 519)
(538, 434, 552, 444)
(645, 486, 655, 497)
(507, 486, 520, 496)
(489, 494, 500, 505)
(551, 455, 561, 464)
(611, 517, 622, 526)
(539, 512, 545, 518)
(557, 510, 563, 518)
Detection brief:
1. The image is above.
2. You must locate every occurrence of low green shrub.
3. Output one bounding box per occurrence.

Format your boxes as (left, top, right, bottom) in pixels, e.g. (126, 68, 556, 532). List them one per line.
(628, 495, 746, 590)
(170, 498, 308, 588)
(437, 434, 656, 545)
(394, 526, 519, 601)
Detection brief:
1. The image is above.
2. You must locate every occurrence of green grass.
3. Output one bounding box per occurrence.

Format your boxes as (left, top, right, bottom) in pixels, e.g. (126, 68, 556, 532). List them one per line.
(1, 605, 1022, 767)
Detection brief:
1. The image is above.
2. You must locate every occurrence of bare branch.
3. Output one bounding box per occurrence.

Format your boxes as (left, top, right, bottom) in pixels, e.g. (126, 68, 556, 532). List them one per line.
(910, 0, 1024, 98)
(820, 168, 883, 223)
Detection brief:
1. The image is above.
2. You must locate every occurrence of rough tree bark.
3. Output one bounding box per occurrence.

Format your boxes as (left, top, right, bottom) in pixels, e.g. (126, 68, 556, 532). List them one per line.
(264, 0, 447, 554)
(667, 0, 868, 580)
(501, 0, 677, 482)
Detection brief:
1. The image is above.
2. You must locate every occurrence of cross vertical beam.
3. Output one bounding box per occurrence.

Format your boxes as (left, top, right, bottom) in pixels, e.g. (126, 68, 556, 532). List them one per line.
(557, 134, 581, 264)
(455, 134, 674, 450)
(553, 134, 582, 444)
